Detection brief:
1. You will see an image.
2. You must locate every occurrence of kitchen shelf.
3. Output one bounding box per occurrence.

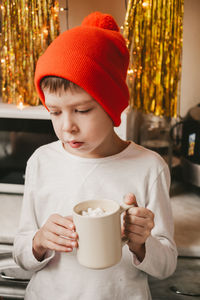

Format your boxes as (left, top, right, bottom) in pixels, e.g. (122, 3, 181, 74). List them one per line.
(0, 100, 50, 120)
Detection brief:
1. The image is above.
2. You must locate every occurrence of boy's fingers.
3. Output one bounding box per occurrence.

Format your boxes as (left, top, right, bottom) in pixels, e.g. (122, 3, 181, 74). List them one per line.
(123, 193, 138, 207)
(46, 240, 73, 253)
(124, 214, 146, 226)
(64, 215, 75, 230)
(50, 214, 75, 230)
(50, 223, 78, 239)
(65, 216, 73, 222)
(46, 232, 78, 248)
(126, 207, 154, 219)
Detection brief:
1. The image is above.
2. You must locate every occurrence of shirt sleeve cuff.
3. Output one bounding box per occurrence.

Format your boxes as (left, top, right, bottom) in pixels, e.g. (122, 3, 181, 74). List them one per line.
(16, 231, 55, 272)
(130, 234, 176, 280)
(131, 235, 157, 270)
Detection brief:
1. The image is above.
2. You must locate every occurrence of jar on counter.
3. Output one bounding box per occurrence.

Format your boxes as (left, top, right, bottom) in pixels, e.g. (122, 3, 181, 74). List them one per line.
(139, 113, 172, 167)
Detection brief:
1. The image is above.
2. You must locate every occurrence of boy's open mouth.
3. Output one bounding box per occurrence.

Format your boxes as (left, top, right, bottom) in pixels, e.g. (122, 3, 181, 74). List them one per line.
(68, 141, 83, 148)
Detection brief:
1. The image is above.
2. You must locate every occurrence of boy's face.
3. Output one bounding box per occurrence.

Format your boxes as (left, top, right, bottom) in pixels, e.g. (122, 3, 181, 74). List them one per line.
(44, 87, 117, 158)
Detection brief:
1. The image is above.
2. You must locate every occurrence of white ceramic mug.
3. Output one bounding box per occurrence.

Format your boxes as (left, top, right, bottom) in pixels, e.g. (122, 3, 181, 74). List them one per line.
(73, 199, 133, 269)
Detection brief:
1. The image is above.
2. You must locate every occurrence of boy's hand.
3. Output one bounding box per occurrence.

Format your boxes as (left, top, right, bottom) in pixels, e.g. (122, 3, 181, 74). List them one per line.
(123, 193, 154, 262)
(32, 214, 78, 261)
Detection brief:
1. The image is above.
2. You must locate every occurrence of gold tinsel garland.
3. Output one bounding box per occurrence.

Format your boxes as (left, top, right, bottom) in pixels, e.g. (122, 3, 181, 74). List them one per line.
(1, 0, 60, 106)
(123, 0, 184, 117)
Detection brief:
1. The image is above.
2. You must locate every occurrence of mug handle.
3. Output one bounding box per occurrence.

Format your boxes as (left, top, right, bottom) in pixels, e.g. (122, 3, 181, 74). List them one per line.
(119, 203, 134, 247)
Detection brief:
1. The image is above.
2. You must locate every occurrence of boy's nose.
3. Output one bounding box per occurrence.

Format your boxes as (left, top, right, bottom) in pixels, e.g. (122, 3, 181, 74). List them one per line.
(62, 115, 78, 133)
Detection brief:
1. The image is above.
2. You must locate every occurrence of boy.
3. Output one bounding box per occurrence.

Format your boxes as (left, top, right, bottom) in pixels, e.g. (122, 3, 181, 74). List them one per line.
(13, 12, 177, 300)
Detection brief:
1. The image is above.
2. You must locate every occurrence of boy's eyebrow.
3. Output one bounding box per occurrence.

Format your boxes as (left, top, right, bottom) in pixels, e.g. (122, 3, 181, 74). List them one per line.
(46, 104, 58, 108)
(46, 99, 94, 108)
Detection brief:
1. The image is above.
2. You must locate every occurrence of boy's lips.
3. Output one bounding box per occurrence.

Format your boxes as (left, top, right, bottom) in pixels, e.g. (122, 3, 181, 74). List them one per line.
(68, 141, 84, 149)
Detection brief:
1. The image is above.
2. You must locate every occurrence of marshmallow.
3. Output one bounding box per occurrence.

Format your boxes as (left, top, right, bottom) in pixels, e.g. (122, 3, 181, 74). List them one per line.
(81, 207, 108, 217)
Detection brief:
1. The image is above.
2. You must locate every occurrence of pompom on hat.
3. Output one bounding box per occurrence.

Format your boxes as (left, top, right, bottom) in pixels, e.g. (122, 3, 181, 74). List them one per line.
(34, 12, 130, 126)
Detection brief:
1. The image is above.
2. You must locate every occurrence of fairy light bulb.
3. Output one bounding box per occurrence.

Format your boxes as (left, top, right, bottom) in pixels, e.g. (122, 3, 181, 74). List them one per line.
(54, 6, 59, 13)
(128, 69, 134, 75)
(42, 27, 48, 36)
(17, 101, 24, 110)
(17, 96, 24, 110)
(142, 1, 149, 8)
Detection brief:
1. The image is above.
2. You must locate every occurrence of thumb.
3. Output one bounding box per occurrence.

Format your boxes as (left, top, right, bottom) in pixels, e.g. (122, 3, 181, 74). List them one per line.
(123, 193, 138, 207)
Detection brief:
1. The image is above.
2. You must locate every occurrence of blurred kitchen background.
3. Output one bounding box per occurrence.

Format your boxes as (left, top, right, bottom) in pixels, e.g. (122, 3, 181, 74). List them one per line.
(0, 0, 200, 299)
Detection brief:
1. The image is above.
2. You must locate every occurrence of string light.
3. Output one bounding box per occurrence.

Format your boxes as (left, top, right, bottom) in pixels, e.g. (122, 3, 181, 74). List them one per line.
(53, 6, 59, 13)
(142, 1, 149, 8)
(42, 27, 49, 37)
(17, 98, 25, 110)
(127, 69, 134, 75)
(123, 0, 184, 117)
(1, 0, 60, 106)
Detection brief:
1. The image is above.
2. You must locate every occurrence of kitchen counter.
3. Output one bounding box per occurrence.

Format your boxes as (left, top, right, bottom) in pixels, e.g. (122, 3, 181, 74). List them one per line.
(0, 244, 28, 299)
(149, 257, 200, 299)
(148, 181, 200, 299)
(0, 194, 22, 244)
(170, 181, 200, 257)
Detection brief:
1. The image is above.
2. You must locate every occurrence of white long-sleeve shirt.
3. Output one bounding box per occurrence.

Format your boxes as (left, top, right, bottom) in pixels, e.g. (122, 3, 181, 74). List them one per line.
(13, 140, 177, 300)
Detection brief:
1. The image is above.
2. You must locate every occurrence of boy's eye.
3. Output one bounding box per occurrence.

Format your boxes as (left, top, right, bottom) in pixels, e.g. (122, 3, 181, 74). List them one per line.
(75, 108, 92, 114)
(50, 111, 61, 116)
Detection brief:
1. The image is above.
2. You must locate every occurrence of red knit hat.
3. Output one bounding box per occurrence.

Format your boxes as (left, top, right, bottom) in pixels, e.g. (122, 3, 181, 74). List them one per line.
(34, 12, 129, 126)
